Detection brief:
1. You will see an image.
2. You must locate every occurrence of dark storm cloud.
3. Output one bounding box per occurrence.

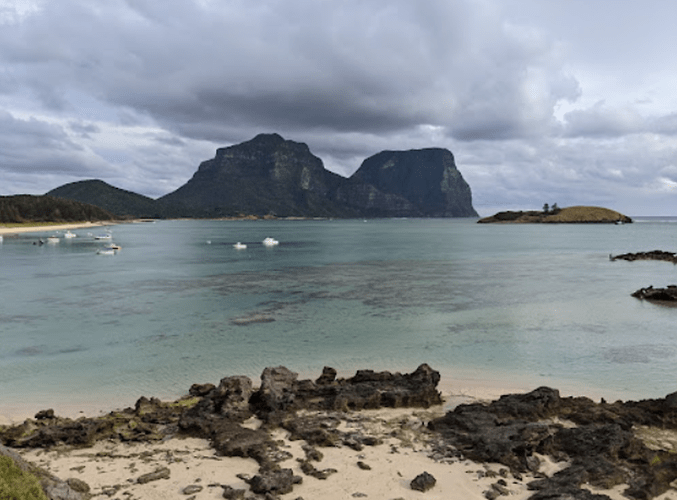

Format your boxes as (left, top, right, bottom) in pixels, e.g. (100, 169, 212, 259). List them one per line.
(0, 0, 577, 141)
(0, 0, 676, 214)
(0, 110, 82, 166)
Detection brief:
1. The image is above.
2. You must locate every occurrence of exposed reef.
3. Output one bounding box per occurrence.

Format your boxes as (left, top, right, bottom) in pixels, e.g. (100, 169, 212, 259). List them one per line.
(610, 250, 677, 303)
(3, 365, 677, 499)
(631, 286, 677, 302)
(611, 250, 677, 264)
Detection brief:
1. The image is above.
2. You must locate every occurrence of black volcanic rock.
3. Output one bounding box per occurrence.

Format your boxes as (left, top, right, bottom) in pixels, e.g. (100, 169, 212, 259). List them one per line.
(47, 180, 158, 218)
(342, 148, 478, 217)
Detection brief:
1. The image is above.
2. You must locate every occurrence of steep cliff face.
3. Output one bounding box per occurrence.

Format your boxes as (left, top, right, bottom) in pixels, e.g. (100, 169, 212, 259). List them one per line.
(158, 133, 355, 217)
(160, 135, 477, 218)
(345, 148, 478, 217)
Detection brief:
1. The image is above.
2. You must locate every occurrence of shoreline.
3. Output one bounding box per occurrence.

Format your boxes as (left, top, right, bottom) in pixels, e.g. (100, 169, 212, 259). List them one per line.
(3, 366, 677, 500)
(0, 365, 629, 428)
(0, 221, 114, 236)
(0, 370, 608, 427)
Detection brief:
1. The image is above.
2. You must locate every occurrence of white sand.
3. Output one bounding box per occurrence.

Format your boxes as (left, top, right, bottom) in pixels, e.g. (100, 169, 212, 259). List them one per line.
(0, 221, 111, 236)
(17, 409, 549, 500)
(6, 386, 674, 499)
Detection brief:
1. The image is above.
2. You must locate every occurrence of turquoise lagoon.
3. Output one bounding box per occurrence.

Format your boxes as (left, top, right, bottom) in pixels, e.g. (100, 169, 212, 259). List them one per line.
(2, 218, 677, 414)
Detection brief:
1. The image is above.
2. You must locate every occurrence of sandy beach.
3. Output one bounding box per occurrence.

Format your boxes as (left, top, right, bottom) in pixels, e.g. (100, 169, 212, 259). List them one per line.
(6, 381, 677, 500)
(11, 393, 566, 500)
(0, 221, 112, 236)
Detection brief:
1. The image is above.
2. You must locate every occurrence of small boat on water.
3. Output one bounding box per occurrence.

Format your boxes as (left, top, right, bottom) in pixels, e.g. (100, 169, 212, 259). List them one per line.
(233, 242, 247, 249)
(64, 230, 77, 238)
(96, 248, 116, 255)
(46, 236, 60, 243)
(262, 237, 279, 246)
(94, 233, 112, 240)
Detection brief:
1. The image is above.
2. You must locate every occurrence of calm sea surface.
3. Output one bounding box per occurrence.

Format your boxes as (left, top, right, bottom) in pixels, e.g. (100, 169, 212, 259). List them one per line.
(2, 218, 677, 414)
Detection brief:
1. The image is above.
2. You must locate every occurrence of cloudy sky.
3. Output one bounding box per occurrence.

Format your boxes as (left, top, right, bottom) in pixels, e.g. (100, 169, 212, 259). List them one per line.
(1, 0, 676, 215)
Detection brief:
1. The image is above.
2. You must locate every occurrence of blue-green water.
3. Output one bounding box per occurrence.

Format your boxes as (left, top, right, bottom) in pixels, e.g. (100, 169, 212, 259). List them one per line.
(2, 218, 677, 413)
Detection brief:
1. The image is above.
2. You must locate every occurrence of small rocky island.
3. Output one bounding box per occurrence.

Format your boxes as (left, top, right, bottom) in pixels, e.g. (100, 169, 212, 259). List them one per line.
(478, 205, 632, 224)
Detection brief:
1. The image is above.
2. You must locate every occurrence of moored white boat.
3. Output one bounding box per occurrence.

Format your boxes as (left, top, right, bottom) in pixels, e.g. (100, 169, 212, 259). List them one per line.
(64, 230, 77, 238)
(46, 236, 60, 243)
(262, 237, 279, 246)
(233, 242, 247, 249)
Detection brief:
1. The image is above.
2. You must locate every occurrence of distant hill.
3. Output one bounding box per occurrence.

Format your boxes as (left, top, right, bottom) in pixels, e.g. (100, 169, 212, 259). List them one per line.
(47, 180, 159, 218)
(0, 195, 116, 223)
(477, 206, 632, 224)
(47, 133, 478, 219)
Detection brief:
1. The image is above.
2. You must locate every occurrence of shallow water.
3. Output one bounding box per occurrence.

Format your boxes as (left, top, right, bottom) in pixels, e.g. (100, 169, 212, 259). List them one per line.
(2, 218, 677, 414)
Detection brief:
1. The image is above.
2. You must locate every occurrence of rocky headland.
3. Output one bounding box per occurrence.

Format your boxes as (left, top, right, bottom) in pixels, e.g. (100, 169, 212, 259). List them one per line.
(3, 365, 677, 500)
(478, 206, 632, 224)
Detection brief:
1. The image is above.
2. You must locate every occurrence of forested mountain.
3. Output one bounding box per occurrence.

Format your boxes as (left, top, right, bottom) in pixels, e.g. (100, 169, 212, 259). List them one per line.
(47, 180, 159, 218)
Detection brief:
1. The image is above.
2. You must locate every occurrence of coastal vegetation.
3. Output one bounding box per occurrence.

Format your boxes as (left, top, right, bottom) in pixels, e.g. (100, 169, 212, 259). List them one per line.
(477, 205, 632, 224)
(46, 180, 158, 219)
(0, 454, 48, 500)
(0, 195, 116, 224)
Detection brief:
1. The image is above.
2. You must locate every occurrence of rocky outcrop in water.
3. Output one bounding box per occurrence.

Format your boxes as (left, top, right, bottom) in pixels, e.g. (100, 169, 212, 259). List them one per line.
(631, 285, 677, 302)
(610, 251, 677, 302)
(611, 250, 677, 264)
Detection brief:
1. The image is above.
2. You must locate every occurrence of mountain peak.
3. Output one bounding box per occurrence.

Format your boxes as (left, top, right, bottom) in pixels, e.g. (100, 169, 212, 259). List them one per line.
(48, 134, 478, 219)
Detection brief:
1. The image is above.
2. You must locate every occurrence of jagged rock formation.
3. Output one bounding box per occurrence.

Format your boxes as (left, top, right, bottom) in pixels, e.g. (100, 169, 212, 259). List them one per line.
(478, 206, 632, 224)
(47, 134, 478, 218)
(0, 364, 442, 499)
(47, 180, 158, 219)
(631, 286, 677, 302)
(428, 386, 677, 499)
(4, 368, 677, 499)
